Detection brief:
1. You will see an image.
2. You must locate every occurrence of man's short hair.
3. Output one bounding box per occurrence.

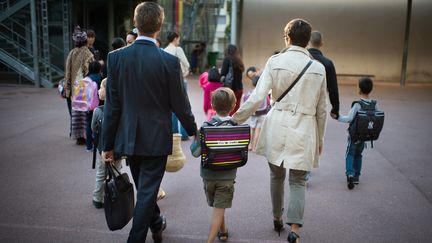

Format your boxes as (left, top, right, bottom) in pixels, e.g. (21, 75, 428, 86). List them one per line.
(284, 18, 312, 48)
(111, 37, 126, 50)
(211, 87, 236, 116)
(309, 31, 322, 47)
(358, 77, 373, 94)
(134, 2, 164, 36)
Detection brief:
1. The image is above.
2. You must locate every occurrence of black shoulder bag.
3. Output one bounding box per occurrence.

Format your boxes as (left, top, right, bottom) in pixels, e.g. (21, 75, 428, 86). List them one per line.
(274, 60, 313, 103)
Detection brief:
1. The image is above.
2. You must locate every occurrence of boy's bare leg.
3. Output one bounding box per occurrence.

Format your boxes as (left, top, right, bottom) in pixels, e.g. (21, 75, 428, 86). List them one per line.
(207, 208, 226, 243)
(252, 128, 261, 152)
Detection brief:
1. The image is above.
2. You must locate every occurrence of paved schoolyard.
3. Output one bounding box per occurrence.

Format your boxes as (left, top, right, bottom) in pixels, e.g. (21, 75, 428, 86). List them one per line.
(0, 77, 431, 243)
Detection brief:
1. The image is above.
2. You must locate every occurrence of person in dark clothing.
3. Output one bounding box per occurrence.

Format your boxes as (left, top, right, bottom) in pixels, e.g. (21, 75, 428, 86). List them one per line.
(308, 31, 340, 118)
(220, 44, 245, 115)
(101, 2, 197, 242)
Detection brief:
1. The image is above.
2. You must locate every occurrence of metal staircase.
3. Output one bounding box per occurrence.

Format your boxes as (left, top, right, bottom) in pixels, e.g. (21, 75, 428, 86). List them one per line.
(0, 0, 67, 87)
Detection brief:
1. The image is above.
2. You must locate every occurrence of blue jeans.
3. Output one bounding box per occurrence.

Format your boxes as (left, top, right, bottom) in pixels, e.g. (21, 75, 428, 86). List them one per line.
(345, 137, 365, 178)
(172, 80, 188, 138)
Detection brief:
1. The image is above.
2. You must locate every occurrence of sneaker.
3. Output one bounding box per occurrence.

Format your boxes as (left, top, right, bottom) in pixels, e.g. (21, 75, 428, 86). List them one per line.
(347, 175, 355, 190)
(92, 200, 103, 209)
(353, 177, 360, 185)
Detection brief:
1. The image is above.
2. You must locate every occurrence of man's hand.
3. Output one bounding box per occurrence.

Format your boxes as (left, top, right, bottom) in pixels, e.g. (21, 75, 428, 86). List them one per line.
(102, 150, 114, 163)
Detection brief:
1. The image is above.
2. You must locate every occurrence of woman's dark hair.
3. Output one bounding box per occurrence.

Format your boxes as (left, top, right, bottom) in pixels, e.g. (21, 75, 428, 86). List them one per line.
(75, 40, 87, 48)
(358, 77, 373, 94)
(111, 37, 126, 50)
(284, 18, 312, 48)
(167, 31, 179, 43)
(88, 61, 101, 75)
(224, 44, 244, 72)
(86, 29, 96, 38)
(127, 30, 138, 38)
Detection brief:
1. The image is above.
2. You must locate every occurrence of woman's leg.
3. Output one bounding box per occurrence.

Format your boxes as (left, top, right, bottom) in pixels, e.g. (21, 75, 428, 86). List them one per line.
(268, 163, 286, 220)
(171, 113, 179, 133)
(286, 169, 308, 229)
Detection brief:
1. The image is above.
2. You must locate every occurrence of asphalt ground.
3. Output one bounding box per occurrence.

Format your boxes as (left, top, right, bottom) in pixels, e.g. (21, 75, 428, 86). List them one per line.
(0, 77, 431, 243)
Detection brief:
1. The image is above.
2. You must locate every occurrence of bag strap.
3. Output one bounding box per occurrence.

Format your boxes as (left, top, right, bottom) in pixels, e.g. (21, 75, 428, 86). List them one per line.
(276, 60, 313, 103)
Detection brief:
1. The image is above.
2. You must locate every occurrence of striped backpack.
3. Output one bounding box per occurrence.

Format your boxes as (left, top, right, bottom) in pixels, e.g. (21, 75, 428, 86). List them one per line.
(199, 117, 250, 170)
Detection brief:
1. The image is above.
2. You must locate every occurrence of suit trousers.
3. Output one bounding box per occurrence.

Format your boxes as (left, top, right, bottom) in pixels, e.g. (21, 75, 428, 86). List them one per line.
(127, 155, 167, 243)
(269, 163, 308, 227)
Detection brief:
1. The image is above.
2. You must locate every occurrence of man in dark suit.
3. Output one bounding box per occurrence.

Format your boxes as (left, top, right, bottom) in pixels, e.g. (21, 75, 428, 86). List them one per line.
(101, 2, 197, 242)
(308, 31, 340, 118)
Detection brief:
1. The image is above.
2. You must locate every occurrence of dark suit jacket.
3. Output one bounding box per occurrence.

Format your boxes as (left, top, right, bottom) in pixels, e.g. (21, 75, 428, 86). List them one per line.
(308, 48, 340, 114)
(102, 39, 197, 157)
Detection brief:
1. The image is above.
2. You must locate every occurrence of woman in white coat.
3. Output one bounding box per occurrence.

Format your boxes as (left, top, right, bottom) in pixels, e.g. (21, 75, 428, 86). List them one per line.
(232, 19, 327, 243)
(164, 31, 191, 140)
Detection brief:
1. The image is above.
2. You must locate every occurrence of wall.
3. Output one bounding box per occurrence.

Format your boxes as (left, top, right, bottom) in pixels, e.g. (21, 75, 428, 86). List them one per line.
(241, 0, 432, 83)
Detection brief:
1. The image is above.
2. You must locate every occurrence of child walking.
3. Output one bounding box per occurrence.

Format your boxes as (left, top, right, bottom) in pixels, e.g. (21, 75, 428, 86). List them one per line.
(335, 77, 376, 190)
(203, 67, 223, 121)
(191, 87, 237, 242)
(91, 78, 122, 208)
(241, 68, 270, 151)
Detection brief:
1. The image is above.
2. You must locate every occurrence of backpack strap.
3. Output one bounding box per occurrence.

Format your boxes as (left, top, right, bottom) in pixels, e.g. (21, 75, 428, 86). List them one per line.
(204, 116, 236, 126)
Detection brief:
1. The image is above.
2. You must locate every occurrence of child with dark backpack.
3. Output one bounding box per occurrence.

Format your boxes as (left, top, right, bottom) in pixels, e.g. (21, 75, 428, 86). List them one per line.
(91, 78, 122, 208)
(334, 77, 384, 190)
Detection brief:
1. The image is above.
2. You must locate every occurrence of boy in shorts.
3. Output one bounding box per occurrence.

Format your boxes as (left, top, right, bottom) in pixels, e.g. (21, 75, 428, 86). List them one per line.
(194, 87, 237, 242)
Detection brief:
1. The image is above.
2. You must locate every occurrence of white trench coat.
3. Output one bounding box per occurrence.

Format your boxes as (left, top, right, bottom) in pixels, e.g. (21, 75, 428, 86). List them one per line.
(232, 46, 328, 171)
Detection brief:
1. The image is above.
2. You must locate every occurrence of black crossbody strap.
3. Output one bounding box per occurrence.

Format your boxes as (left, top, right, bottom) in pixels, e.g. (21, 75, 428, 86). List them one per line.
(276, 60, 313, 102)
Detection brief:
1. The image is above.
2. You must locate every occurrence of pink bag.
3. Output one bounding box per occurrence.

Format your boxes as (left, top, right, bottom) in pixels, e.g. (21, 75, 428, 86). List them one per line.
(206, 108, 217, 122)
(71, 77, 99, 111)
(199, 72, 209, 89)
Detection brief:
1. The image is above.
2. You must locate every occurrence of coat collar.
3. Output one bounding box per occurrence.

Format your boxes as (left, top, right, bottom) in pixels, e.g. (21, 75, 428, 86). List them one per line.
(286, 45, 310, 56)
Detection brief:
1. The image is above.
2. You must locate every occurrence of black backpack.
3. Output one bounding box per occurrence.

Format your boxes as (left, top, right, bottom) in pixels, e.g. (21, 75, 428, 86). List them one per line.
(208, 66, 221, 83)
(92, 106, 104, 168)
(348, 100, 384, 147)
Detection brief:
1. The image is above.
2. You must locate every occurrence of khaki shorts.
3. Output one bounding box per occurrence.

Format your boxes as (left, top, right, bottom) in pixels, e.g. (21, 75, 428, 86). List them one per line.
(203, 180, 235, 208)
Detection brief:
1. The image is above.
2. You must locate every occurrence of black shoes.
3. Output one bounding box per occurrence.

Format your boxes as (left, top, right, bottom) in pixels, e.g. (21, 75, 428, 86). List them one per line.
(152, 215, 166, 243)
(287, 231, 299, 243)
(353, 177, 360, 185)
(273, 219, 284, 236)
(347, 175, 355, 190)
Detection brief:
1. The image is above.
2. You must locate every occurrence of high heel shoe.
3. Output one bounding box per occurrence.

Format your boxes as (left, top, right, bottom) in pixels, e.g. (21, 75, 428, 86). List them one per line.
(273, 219, 284, 236)
(287, 231, 299, 243)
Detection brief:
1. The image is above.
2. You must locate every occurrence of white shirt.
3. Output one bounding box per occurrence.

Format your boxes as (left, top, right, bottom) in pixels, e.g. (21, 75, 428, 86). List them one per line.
(135, 35, 157, 45)
(164, 43, 190, 78)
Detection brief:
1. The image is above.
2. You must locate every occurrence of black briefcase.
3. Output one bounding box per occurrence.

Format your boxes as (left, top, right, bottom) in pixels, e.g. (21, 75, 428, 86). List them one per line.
(104, 164, 135, 231)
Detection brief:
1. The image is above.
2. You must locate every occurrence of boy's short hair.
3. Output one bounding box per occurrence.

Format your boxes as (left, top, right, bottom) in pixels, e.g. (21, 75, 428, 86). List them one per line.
(284, 18, 312, 48)
(211, 87, 236, 116)
(88, 61, 101, 75)
(358, 77, 373, 94)
(111, 37, 126, 50)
